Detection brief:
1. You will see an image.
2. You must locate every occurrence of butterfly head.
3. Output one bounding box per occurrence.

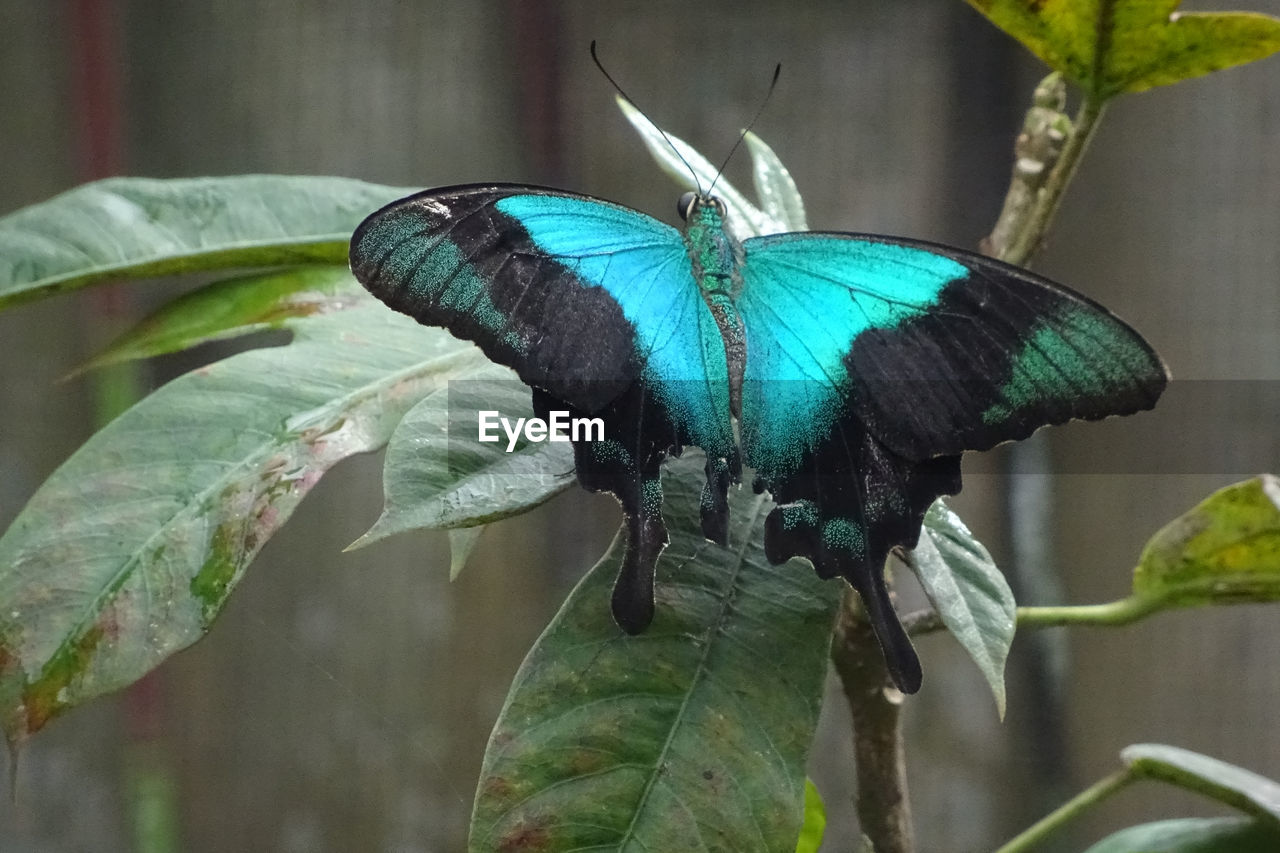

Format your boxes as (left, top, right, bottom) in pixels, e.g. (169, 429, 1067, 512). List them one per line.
(678, 191, 728, 224)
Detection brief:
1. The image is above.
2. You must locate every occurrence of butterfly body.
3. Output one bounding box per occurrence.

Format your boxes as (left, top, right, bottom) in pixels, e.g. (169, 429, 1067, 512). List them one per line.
(680, 197, 748, 418)
(351, 182, 1167, 693)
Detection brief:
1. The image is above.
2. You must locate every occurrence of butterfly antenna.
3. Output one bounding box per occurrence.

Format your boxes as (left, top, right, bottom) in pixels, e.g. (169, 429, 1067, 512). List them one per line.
(590, 40, 703, 195)
(707, 62, 782, 197)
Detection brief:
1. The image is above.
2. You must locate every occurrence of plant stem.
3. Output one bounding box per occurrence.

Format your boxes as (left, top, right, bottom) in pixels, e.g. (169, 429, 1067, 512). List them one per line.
(991, 770, 1134, 853)
(832, 589, 914, 853)
(1004, 94, 1107, 266)
(1017, 595, 1161, 628)
(983, 73, 1071, 262)
(905, 593, 1163, 637)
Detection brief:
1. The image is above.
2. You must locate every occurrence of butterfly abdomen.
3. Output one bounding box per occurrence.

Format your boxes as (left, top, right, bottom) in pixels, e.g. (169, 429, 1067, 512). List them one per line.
(682, 200, 748, 418)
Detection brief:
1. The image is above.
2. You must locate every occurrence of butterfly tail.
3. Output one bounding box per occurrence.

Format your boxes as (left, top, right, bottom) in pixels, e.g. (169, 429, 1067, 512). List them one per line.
(532, 387, 679, 633)
(759, 420, 962, 693)
(610, 484, 667, 633)
(844, 563, 923, 694)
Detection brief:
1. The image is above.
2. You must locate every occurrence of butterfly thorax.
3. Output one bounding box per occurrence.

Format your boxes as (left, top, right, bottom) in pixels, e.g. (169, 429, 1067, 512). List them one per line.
(681, 195, 747, 417)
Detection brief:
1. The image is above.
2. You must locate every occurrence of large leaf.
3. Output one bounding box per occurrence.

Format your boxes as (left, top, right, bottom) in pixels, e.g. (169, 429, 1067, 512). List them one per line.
(71, 266, 366, 375)
(909, 501, 1016, 718)
(1122, 744, 1280, 821)
(1134, 475, 1280, 609)
(349, 365, 576, 548)
(966, 0, 1280, 99)
(0, 302, 485, 744)
(1084, 817, 1280, 853)
(0, 175, 411, 309)
(469, 454, 842, 852)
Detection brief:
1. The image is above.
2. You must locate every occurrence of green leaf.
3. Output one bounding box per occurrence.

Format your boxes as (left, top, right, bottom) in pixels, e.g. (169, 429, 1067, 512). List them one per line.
(795, 779, 827, 853)
(0, 175, 411, 309)
(966, 0, 1280, 99)
(1083, 817, 1280, 853)
(615, 96, 787, 239)
(0, 305, 479, 744)
(744, 131, 808, 232)
(348, 364, 575, 548)
(469, 454, 842, 852)
(909, 501, 1015, 718)
(1122, 744, 1280, 821)
(1134, 475, 1280, 609)
(448, 527, 486, 582)
(70, 266, 365, 376)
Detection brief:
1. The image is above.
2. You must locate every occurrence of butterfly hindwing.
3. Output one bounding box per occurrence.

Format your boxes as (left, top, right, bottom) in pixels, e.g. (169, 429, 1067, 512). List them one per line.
(350, 185, 737, 631)
(760, 420, 962, 693)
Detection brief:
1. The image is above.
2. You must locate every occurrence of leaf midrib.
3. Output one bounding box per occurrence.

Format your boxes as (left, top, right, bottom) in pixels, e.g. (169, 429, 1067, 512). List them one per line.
(614, 492, 772, 850)
(0, 237, 351, 308)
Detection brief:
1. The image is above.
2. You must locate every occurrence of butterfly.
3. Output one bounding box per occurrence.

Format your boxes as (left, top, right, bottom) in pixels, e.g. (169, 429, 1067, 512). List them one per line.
(349, 182, 1167, 693)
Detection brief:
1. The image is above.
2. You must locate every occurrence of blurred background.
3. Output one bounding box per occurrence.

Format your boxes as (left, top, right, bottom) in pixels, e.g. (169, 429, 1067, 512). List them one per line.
(1, 1, 1278, 850)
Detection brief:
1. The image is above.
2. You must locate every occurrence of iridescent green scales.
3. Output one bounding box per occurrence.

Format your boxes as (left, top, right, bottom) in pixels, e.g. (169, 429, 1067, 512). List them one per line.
(983, 305, 1157, 425)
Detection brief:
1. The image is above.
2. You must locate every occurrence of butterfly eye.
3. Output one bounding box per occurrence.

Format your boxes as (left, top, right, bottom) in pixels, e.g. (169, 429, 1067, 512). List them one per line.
(677, 191, 697, 221)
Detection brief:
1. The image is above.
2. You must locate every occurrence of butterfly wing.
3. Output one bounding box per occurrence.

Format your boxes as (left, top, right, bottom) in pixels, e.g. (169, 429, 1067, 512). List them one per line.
(738, 231, 1167, 691)
(350, 185, 737, 631)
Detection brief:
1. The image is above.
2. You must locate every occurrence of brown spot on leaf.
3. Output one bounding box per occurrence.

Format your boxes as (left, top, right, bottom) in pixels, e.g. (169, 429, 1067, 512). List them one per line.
(482, 774, 515, 803)
(96, 604, 121, 645)
(498, 817, 551, 852)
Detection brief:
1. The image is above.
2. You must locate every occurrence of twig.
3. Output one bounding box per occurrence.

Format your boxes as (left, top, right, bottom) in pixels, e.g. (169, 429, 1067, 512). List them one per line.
(991, 770, 1134, 853)
(1002, 85, 1107, 266)
(906, 593, 1163, 638)
(832, 589, 914, 853)
(982, 73, 1072, 262)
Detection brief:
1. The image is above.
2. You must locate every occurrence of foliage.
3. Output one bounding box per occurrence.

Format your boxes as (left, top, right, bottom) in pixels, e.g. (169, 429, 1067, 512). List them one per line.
(966, 0, 1280, 98)
(2, 2, 1280, 850)
(469, 455, 838, 851)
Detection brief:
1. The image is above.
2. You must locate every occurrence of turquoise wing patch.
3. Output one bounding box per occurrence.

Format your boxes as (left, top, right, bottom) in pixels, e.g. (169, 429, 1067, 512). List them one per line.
(736, 232, 964, 478)
(495, 194, 733, 458)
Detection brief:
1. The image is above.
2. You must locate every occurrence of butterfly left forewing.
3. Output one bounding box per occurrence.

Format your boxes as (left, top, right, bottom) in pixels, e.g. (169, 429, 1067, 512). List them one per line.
(350, 184, 736, 632)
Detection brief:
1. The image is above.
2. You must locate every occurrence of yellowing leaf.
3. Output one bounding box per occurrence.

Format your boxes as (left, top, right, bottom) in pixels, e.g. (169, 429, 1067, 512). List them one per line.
(967, 0, 1280, 98)
(795, 779, 827, 853)
(1135, 475, 1280, 607)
